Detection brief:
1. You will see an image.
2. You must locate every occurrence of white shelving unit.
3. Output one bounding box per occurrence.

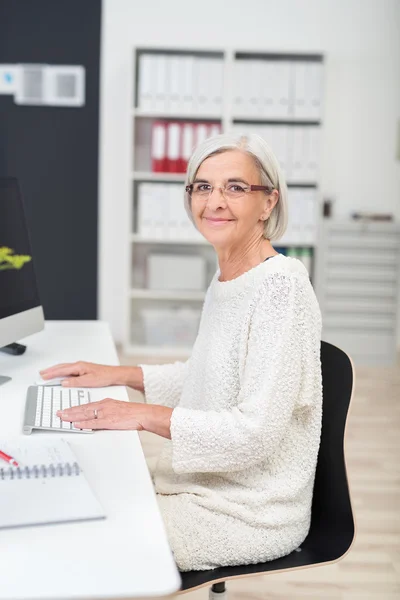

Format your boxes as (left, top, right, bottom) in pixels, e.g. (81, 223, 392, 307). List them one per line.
(124, 47, 325, 357)
(315, 220, 400, 366)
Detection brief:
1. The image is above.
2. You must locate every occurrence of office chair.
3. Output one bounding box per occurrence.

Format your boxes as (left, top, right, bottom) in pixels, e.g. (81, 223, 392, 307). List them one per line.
(177, 341, 356, 599)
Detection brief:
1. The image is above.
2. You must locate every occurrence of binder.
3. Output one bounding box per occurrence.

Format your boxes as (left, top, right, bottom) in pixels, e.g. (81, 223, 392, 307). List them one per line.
(261, 61, 291, 119)
(262, 125, 290, 176)
(167, 56, 181, 114)
(138, 54, 154, 112)
(180, 122, 195, 172)
(304, 189, 317, 244)
(193, 58, 214, 115)
(137, 182, 155, 238)
(154, 183, 168, 240)
(309, 63, 323, 120)
(307, 126, 320, 182)
(294, 62, 323, 120)
(166, 122, 181, 172)
(166, 184, 180, 241)
(209, 123, 222, 137)
(153, 55, 168, 113)
(181, 56, 195, 114)
(195, 123, 209, 148)
(151, 121, 167, 172)
(209, 58, 224, 115)
(233, 60, 247, 117)
(290, 127, 307, 182)
(293, 62, 308, 119)
(246, 60, 262, 117)
(0, 438, 105, 529)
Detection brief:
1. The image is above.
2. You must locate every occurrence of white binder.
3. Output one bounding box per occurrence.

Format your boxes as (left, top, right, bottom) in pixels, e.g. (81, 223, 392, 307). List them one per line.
(293, 62, 308, 119)
(290, 127, 307, 182)
(137, 183, 155, 238)
(152, 183, 167, 240)
(193, 57, 213, 115)
(246, 60, 262, 117)
(209, 58, 224, 115)
(153, 55, 168, 113)
(261, 61, 291, 119)
(166, 184, 181, 241)
(167, 56, 181, 114)
(309, 63, 323, 120)
(305, 126, 320, 182)
(233, 60, 247, 117)
(293, 62, 323, 120)
(138, 54, 154, 111)
(304, 189, 318, 244)
(181, 55, 195, 114)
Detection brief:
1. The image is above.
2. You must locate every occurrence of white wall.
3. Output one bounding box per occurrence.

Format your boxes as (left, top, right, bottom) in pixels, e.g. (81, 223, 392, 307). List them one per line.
(99, 0, 400, 344)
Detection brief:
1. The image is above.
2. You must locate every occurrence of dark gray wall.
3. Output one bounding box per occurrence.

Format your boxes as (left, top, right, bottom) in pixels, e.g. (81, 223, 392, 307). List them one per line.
(0, 0, 101, 319)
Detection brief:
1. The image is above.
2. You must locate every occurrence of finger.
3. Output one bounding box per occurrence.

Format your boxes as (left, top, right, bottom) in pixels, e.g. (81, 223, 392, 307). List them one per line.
(57, 404, 100, 422)
(73, 419, 107, 430)
(40, 363, 82, 379)
(62, 375, 93, 388)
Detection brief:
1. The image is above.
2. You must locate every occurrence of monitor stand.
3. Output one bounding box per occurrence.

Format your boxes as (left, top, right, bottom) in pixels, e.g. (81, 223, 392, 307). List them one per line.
(0, 343, 27, 355)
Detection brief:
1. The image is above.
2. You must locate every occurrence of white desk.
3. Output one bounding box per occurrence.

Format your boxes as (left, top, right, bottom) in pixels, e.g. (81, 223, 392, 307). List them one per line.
(0, 321, 181, 600)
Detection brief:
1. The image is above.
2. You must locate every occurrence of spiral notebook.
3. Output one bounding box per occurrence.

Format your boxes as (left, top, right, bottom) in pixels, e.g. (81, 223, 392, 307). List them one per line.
(0, 438, 105, 529)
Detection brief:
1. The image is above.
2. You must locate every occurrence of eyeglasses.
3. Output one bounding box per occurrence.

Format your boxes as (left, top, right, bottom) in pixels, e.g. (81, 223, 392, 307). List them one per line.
(185, 182, 275, 202)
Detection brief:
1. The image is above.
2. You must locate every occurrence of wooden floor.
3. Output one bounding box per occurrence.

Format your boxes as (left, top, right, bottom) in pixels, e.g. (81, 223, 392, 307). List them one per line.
(119, 350, 400, 599)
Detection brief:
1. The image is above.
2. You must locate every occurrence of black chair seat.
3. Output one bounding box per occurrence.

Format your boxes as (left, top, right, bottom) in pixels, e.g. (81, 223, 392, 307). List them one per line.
(178, 341, 356, 593)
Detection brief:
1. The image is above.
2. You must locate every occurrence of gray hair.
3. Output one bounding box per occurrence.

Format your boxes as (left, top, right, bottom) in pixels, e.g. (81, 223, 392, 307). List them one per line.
(184, 132, 288, 241)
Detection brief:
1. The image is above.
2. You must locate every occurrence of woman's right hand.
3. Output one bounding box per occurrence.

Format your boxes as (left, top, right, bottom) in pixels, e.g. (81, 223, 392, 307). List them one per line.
(39, 361, 120, 388)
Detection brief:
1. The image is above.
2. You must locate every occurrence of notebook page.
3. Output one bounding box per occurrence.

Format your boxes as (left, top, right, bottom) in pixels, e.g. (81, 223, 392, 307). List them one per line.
(0, 438, 106, 528)
(0, 437, 77, 472)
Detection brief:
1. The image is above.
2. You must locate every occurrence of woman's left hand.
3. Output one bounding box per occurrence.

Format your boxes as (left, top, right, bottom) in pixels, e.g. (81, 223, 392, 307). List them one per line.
(56, 398, 147, 431)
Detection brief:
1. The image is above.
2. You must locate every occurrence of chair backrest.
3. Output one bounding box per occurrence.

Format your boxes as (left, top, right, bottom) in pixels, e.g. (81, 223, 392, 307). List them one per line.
(306, 340, 355, 560)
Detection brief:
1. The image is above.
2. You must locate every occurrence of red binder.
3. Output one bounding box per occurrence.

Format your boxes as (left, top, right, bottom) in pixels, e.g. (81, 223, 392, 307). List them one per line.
(179, 122, 195, 173)
(166, 122, 181, 172)
(151, 121, 167, 172)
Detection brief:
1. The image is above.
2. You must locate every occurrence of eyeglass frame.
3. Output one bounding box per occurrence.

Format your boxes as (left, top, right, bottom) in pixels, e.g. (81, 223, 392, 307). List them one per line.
(185, 183, 275, 199)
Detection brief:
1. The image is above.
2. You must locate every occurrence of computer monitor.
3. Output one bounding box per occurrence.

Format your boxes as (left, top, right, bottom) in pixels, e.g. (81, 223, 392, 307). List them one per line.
(0, 177, 44, 384)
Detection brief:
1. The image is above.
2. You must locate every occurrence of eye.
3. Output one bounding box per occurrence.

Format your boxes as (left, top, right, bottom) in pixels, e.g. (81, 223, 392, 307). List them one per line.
(194, 183, 212, 193)
(227, 183, 246, 194)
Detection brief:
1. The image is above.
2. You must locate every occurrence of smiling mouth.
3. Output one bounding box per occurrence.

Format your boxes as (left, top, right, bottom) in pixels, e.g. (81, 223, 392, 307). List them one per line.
(204, 218, 234, 222)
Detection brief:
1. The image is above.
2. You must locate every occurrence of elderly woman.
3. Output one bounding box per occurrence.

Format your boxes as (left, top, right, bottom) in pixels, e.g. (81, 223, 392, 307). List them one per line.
(40, 134, 322, 572)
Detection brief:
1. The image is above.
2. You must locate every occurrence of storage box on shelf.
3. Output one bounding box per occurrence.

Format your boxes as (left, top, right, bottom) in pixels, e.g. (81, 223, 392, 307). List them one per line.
(314, 220, 400, 366)
(125, 47, 324, 357)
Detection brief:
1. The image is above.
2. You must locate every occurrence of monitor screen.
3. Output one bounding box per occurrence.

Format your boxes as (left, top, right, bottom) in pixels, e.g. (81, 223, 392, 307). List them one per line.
(0, 177, 41, 320)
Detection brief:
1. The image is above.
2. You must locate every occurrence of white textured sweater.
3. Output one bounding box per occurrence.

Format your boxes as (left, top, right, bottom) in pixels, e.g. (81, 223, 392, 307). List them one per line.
(138, 254, 323, 572)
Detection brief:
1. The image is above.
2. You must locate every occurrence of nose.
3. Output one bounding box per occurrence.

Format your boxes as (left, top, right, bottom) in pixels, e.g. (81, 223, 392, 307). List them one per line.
(205, 186, 227, 210)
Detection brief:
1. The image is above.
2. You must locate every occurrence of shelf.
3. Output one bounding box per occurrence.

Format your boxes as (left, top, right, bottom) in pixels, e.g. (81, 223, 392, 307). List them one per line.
(124, 344, 192, 357)
(133, 109, 223, 121)
(132, 173, 318, 187)
(132, 172, 186, 181)
(130, 234, 212, 246)
(232, 118, 322, 126)
(129, 289, 206, 301)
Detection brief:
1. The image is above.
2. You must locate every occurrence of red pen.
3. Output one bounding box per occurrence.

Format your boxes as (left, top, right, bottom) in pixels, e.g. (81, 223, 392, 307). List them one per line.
(0, 450, 19, 467)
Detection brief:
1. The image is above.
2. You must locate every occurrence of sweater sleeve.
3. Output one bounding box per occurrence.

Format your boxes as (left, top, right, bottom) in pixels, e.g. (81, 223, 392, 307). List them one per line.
(170, 273, 309, 474)
(137, 359, 190, 409)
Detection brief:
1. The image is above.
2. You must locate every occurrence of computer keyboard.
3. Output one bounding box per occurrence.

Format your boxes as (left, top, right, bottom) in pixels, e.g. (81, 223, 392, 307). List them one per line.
(23, 386, 93, 434)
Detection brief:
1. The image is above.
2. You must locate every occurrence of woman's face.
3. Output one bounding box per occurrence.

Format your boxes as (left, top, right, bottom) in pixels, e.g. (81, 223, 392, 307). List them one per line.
(191, 150, 278, 250)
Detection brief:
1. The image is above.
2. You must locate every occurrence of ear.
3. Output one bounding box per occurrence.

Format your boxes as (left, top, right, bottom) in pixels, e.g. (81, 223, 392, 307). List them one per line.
(262, 189, 279, 219)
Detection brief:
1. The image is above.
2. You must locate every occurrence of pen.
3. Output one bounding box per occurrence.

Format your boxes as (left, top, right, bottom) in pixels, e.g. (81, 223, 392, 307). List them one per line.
(0, 450, 19, 467)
